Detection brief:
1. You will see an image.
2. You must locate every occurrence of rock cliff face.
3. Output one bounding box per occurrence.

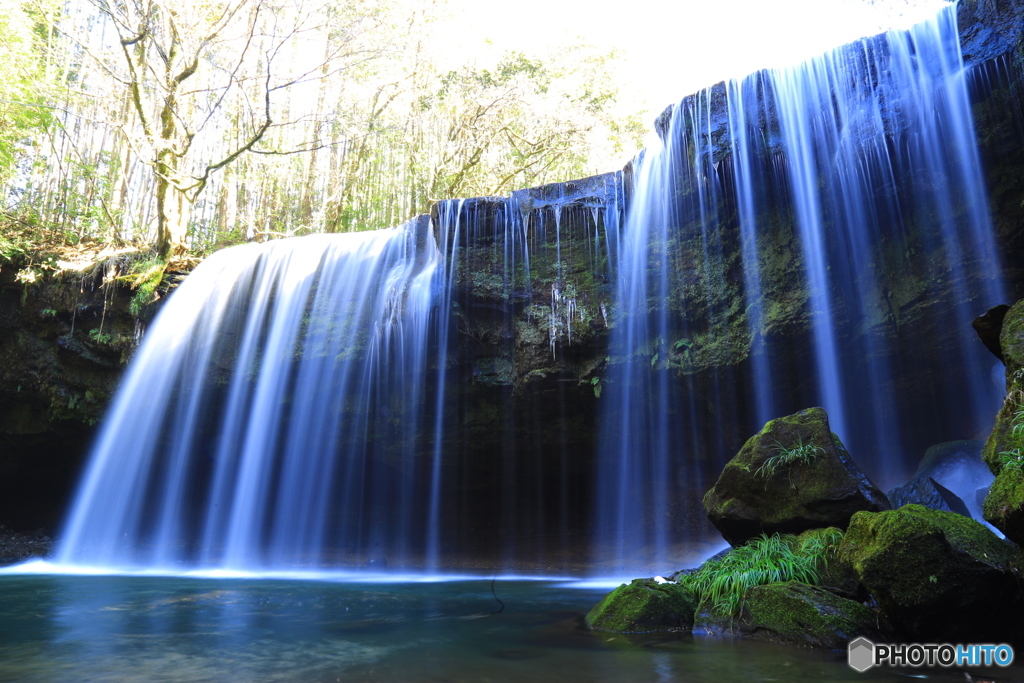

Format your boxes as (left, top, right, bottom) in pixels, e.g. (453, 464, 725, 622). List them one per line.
(0, 255, 184, 532)
(1, 0, 1023, 554)
(0, 260, 134, 531)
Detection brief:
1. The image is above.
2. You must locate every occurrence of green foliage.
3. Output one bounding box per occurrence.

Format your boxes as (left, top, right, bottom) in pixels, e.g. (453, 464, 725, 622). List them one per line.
(796, 526, 844, 559)
(997, 397, 1024, 472)
(87, 327, 112, 345)
(998, 448, 1024, 473)
(0, 0, 57, 183)
(122, 256, 167, 317)
(672, 338, 693, 351)
(755, 438, 824, 485)
(0, 1, 648, 253)
(678, 533, 834, 618)
(0, 231, 31, 263)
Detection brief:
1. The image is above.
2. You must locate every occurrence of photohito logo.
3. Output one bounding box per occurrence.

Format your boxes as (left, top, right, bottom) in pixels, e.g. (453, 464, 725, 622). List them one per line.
(848, 637, 1014, 672)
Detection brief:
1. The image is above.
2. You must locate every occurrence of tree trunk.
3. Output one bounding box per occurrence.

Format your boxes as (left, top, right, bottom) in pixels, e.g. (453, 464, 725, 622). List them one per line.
(155, 150, 191, 257)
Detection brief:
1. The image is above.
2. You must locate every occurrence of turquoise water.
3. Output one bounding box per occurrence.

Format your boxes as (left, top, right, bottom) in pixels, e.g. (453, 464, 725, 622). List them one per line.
(0, 573, 1020, 682)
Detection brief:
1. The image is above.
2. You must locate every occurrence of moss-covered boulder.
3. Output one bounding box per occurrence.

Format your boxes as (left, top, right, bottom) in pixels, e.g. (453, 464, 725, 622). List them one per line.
(702, 408, 890, 546)
(585, 578, 698, 633)
(983, 466, 1024, 543)
(981, 299, 1024, 543)
(840, 505, 1023, 643)
(736, 581, 891, 649)
(983, 299, 1024, 474)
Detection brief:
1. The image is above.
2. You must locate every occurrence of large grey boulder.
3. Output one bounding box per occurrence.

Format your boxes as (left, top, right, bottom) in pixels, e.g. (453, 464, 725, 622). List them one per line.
(886, 477, 971, 518)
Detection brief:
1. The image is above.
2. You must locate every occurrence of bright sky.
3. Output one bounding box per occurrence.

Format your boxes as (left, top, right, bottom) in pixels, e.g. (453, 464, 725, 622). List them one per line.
(444, 0, 951, 123)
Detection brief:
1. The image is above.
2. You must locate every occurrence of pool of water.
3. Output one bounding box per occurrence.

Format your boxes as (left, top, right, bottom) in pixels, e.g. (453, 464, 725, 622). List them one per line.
(0, 571, 1020, 682)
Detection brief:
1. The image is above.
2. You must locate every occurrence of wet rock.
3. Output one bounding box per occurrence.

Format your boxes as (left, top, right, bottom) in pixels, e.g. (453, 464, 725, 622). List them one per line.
(0, 529, 53, 566)
(916, 439, 986, 479)
(585, 578, 697, 633)
(840, 505, 1023, 643)
(977, 485, 991, 508)
(886, 477, 971, 518)
(957, 0, 1024, 69)
(736, 581, 891, 650)
(973, 304, 1010, 362)
(702, 408, 890, 546)
(0, 263, 144, 530)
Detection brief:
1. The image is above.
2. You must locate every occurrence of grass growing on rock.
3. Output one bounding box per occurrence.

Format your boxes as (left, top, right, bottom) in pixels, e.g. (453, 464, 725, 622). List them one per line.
(996, 392, 1024, 472)
(755, 438, 824, 482)
(679, 529, 843, 617)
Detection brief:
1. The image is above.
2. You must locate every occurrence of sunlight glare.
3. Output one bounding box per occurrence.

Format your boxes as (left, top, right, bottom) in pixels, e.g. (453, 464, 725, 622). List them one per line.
(443, 0, 953, 118)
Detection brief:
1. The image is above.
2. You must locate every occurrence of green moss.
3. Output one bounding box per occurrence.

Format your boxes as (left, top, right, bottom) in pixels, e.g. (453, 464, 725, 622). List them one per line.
(704, 408, 886, 545)
(983, 467, 1024, 541)
(739, 581, 887, 649)
(843, 505, 1013, 573)
(985, 301, 1024, 474)
(839, 504, 1022, 642)
(585, 578, 697, 633)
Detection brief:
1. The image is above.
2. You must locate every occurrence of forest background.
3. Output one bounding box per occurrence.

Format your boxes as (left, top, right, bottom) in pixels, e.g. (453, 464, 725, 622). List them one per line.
(0, 0, 647, 277)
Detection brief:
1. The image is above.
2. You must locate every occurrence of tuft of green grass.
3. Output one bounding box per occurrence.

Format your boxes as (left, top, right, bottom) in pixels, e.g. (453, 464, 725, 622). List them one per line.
(997, 396, 1024, 472)
(997, 448, 1024, 472)
(755, 438, 824, 486)
(678, 532, 837, 618)
(796, 526, 844, 558)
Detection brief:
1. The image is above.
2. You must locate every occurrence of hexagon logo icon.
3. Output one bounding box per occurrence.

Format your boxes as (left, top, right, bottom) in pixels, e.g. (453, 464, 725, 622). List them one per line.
(848, 637, 875, 672)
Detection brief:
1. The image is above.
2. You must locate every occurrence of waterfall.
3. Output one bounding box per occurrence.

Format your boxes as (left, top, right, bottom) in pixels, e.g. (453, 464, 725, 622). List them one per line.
(53, 5, 1006, 575)
(57, 221, 446, 569)
(595, 3, 1005, 572)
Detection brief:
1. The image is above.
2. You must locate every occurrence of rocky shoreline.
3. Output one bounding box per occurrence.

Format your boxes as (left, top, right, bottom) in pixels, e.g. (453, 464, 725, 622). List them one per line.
(0, 528, 53, 566)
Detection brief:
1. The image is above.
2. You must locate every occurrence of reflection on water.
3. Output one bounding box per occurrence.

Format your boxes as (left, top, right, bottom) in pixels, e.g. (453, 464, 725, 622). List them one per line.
(0, 575, 1021, 683)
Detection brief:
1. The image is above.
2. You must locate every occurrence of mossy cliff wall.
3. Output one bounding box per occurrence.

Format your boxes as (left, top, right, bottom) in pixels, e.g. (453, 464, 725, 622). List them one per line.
(1, 259, 140, 530)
